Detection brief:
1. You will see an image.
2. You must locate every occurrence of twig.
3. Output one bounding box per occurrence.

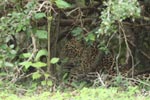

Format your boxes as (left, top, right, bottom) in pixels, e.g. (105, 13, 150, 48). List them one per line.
(116, 29, 121, 75)
(38, 1, 57, 13)
(66, 7, 79, 16)
(96, 72, 106, 87)
(106, 32, 116, 48)
(47, 15, 52, 73)
(119, 22, 135, 77)
(106, 32, 116, 71)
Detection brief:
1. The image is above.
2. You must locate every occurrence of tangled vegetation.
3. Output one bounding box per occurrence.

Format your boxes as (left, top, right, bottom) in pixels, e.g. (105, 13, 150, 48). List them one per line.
(0, 0, 150, 99)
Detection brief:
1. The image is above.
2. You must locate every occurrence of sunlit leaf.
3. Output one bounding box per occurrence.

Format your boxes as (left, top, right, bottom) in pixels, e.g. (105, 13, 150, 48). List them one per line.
(55, 0, 71, 9)
(35, 30, 47, 39)
(41, 80, 46, 86)
(0, 61, 3, 68)
(47, 80, 53, 86)
(44, 73, 50, 79)
(87, 33, 95, 41)
(9, 44, 15, 49)
(10, 50, 17, 55)
(63, 73, 68, 80)
(32, 71, 41, 80)
(34, 13, 46, 19)
(20, 52, 32, 58)
(0, 26, 2, 30)
(32, 62, 47, 68)
(35, 49, 48, 61)
(4, 62, 14, 67)
(16, 24, 23, 32)
(19, 61, 33, 69)
(50, 57, 59, 64)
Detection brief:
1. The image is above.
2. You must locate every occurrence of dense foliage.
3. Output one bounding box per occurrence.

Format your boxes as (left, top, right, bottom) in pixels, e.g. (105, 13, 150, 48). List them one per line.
(0, 0, 150, 98)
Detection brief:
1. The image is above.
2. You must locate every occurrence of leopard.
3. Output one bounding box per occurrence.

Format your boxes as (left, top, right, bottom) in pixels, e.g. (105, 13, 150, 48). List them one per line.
(60, 37, 150, 88)
(132, 69, 150, 82)
(59, 37, 115, 84)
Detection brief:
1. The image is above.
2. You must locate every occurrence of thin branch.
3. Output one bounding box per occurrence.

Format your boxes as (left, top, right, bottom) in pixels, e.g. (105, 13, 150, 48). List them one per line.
(47, 15, 52, 73)
(116, 30, 121, 75)
(106, 32, 116, 48)
(96, 72, 106, 87)
(119, 22, 135, 77)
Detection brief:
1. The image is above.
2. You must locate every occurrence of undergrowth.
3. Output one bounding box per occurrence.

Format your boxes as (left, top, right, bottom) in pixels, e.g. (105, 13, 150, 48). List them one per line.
(0, 86, 150, 100)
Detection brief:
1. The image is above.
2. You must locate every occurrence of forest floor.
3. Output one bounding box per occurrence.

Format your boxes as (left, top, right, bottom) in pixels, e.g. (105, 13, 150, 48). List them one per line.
(0, 86, 150, 100)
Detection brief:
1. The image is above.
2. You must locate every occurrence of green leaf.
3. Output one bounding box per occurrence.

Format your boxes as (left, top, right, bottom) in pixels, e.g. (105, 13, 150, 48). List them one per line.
(0, 26, 2, 30)
(34, 13, 46, 19)
(32, 62, 47, 68)
(44, 73, 50, 79)
(0, 44, 7, 50)
(16, 24, 23, 32)
(50, 57, 59, 64)
(41, 80, 46, 86)
(32, 71, 41, 80)
(41, 80, 52, 86)
(19, 61, 33, 69)
(35, 30, 47, 39)
(9, 44, 15, 49)
(20, 52, 32, 58)
(4, 62, 14, 67)
(0, 61, 3, 68)
(35, 49, 48, 61)
(47, 80, 53, 86)
(55, 0, 71, 9)
(63, 73, 68, 80)
(71, 27, 83, 36)
(87, 33, 95, 41)
(10, 50, 17, 55)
